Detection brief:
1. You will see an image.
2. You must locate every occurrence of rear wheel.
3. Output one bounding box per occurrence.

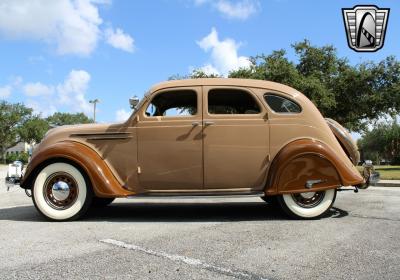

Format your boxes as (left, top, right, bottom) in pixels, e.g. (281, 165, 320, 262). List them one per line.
(32, 162, 92, 221)
(278, 189, 337, 219)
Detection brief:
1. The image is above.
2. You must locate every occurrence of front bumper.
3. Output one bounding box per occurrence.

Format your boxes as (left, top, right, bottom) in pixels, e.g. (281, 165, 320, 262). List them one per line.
(5, 176, 21, 187)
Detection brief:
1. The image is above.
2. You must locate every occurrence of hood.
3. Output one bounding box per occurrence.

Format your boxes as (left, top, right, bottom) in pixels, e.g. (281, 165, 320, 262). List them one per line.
(45, 123, 118, 139)
(33, 123, 125, 156)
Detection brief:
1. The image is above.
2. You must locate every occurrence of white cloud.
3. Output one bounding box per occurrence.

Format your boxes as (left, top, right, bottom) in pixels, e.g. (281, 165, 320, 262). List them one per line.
(57, 70, 92, 113)
(17, 70, 92, 117)
(23, 82, 54, 97)
(105, 27, 135, 52)
(0, 86, 11, 98)
(195, 0, 259, 20)
(0, 0, 134, 56)
(115, 109, 131, 122)
(196, 27, 251, 76)
(215, 0, 258, 20)
(26, 99, 58, 117)
(199, 64, 220, 76)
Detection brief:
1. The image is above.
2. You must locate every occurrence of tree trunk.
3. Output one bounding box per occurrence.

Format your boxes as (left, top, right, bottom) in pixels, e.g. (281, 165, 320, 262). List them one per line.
(0, 147, 5, 164)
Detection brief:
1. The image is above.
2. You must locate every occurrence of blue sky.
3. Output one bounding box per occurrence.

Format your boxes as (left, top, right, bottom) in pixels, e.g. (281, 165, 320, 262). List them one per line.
(0, 0, 398, 123)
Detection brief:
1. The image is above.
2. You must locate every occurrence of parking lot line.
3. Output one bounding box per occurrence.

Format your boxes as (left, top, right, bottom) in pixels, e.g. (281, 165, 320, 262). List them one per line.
(100, 238, 269, 280)
(0, 204, 32, 210)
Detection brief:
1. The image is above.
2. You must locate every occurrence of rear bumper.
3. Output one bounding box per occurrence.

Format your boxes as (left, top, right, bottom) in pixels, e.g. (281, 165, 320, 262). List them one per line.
(368, 172, 380, 186)
(358, 172, 380, 189)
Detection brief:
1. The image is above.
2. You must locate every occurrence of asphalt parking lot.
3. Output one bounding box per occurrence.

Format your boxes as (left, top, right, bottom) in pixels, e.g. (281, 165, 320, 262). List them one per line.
(0, 165, 399, 280)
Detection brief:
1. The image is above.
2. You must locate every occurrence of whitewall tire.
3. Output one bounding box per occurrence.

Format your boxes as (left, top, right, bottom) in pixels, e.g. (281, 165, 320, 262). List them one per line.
(32, 162, 92, 221)
(278, 189, 337, 219)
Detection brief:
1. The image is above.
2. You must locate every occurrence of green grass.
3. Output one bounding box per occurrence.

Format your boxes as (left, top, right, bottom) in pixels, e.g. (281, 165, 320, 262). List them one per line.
(357, 165, 400, 180)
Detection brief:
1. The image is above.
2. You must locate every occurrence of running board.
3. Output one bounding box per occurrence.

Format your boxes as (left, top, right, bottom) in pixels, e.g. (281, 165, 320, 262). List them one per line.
(127, 191, 265, 199)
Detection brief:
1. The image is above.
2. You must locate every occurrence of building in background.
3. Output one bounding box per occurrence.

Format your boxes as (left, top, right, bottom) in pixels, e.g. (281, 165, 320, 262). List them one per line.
(6, 142, 35, 156)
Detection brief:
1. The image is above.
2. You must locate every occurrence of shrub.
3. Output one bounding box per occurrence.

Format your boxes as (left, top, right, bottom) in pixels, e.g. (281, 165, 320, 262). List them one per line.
(6, 152, 30, 164)
(392, 156, 400, 165)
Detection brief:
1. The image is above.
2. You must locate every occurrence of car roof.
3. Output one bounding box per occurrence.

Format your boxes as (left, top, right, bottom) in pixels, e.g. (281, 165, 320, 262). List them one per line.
(149, 78, 301, 97)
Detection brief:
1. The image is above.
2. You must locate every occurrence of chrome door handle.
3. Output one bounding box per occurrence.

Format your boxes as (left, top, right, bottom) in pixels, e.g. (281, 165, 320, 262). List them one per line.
(192, 121, 200, 126)
(204, 121, 215, 126)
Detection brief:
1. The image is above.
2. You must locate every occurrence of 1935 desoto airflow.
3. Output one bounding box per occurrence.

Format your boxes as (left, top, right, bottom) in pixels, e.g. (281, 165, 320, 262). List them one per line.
(9, 79, 373, 221)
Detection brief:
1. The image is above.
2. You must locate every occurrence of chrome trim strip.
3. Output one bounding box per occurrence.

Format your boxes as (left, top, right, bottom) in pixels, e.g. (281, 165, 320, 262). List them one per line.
(70, 132, 132, 140)
(127, 191, 265, 199)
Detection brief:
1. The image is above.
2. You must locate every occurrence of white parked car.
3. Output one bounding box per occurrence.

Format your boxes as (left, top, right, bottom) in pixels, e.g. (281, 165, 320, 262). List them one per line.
(5, 161, 24, 188)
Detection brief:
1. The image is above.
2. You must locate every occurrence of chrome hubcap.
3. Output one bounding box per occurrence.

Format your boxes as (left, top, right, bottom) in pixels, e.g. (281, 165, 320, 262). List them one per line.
(43, 172, 79, 210)
(291, 191, 325, 208)
(51, 181, 70, 201)
(299, 192, 316, 199)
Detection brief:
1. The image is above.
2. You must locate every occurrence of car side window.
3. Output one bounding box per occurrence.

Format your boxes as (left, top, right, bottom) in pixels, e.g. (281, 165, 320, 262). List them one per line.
(264, 94, 301, 113)
(146, 90, 197, 117)
(208, 89, 261, 115)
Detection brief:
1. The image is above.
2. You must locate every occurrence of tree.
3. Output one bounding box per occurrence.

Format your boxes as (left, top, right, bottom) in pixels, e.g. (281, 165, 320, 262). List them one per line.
(6, 151, 29, 164)
(169, 69, 221, 80)
(18, 117, 50, 144)
(46, 112, 92, 126)
(0, 102, 93, 162)
(189, 69, 221, 79)
(228, 40, 400, 132)
(358, 122, 400, 164)
(0, 101, 34, 162)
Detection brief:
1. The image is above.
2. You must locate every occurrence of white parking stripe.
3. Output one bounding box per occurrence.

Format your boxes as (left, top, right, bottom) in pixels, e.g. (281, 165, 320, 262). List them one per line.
(100, 239, 269, 280)
(0, 204, 32, 210)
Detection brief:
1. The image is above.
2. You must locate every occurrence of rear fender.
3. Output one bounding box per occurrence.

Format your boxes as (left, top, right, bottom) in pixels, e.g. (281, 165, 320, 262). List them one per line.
(265, 139, 364, 195)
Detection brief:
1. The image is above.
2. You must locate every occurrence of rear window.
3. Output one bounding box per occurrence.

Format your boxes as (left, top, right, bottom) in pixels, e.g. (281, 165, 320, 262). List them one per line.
(264, 94, 301, 113)
(208, 89, 261, 115)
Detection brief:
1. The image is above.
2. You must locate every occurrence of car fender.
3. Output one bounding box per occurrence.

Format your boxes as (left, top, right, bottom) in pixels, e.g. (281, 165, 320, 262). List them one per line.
(265, 139, 364, 195)
(20, 141, 134, 198)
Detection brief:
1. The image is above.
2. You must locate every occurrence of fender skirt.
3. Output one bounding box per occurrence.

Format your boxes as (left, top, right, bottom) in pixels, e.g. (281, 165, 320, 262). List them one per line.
(266, 139, 364, 195)
(20, 141, 134, 198)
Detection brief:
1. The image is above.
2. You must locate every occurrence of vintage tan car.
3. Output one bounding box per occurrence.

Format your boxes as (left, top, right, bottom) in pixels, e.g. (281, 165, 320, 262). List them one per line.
(17, 78, 370, 221)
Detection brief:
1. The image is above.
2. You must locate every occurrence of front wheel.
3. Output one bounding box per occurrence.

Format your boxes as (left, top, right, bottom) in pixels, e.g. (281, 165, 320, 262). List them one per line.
(278, 189, 337, 219)
(32, 162, 92, 221)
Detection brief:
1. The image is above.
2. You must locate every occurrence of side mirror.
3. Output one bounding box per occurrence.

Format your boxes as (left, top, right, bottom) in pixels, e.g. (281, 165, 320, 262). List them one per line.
(129, 96, 140, 109)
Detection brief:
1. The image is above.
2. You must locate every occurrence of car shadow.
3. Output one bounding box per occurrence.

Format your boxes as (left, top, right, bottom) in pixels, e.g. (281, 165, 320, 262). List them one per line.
(0, 202, 348, 222)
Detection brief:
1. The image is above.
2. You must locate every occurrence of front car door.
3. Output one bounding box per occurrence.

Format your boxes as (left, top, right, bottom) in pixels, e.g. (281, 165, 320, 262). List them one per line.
(202, 86, 270, 191)
(136, 87, 203, 191)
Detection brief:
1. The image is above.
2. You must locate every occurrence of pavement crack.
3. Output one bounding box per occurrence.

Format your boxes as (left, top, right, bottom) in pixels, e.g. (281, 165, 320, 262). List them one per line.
(100, 238, 269, 280)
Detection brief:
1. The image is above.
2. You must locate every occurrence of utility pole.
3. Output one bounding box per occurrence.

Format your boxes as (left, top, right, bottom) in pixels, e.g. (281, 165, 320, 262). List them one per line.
(89, 99, 100, 123)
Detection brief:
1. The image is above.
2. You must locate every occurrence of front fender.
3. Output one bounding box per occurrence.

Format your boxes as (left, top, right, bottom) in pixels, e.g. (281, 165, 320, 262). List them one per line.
(21, 141, 134, 197)
(265, 139, 364, 195)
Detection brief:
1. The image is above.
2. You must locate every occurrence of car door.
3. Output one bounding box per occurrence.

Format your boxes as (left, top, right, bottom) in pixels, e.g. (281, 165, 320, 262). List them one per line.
(136, 87, 203, 191)
(202, 86, 270, 190)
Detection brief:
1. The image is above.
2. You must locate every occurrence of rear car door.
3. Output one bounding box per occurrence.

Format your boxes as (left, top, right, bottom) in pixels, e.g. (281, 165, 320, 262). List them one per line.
(202, 86, 270, 190)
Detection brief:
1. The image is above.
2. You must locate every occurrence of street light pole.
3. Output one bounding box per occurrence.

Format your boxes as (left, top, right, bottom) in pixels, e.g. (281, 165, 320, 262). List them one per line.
(89, 99, 100, 123)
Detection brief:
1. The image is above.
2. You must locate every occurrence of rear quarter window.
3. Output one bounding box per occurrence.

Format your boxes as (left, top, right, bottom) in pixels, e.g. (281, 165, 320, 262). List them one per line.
(264, 94, 302, 113)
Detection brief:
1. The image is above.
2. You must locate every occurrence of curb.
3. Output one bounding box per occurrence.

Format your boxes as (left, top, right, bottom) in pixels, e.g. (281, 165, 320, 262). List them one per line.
(373, 181, 400, 187)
